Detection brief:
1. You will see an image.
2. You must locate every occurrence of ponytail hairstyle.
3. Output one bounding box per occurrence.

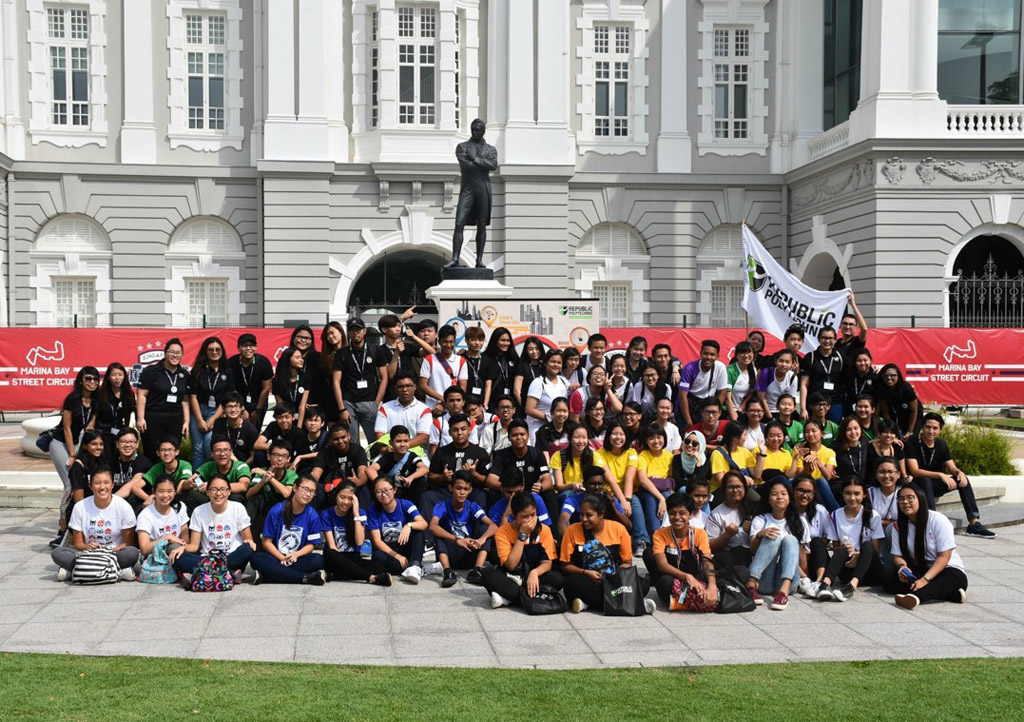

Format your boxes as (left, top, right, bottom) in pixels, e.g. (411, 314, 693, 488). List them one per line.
(756, 477, 805, 539)
(840, 476, 873, 535)
(734, 341, 758, 394)
(580, 492, 608, 518)
(896, 481, 930, 573)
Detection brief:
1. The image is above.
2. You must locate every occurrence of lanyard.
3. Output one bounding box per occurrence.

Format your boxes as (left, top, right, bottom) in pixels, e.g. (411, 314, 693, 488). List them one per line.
(921, 443, 937, 469)
(846, 446, 864, 477)
(164, 369, 179, 391)
(289, 380, 299, 403)
(351, 346, 369, 377)
(240, 361, 254, 391)
(227, 424, 241, 449)
(81, 402, 92, 429)
(466, 355, 481, 381)
(853, 376, 869, 396)
(207, 367, 221, 396)
(819, 353, 836, 377)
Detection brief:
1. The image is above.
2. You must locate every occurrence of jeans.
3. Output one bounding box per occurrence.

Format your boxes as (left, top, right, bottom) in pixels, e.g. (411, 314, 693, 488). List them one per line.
(629, 497, 650, 544)
(49, 440, 74, 528)
(373, 530, 426, 574)
(345, 400, 379, 446)
(51, 546, 140, 571)
(637, 489, 671, 539)
(173, 545, 253, 574)
(190, 403, 218, 470)
(815, 477, 841, 512)
(749, 534, 800, 594)
(250, 551, 323, 583)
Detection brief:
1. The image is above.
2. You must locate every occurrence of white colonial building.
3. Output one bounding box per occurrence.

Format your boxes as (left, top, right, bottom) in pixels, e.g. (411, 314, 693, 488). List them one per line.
(0, 0, 1022, 329)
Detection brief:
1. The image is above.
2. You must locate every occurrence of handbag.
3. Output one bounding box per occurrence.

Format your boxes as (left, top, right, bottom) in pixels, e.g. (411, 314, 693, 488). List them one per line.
(139, 540, 179, 585)
(71, 548, 119, 585)
(35, 425, 60, 453)
(520, 583, 567, 615)
(714, 564, 756, 614)
(650, 476, 675, 493)
(670, 578, 719, 612)
(601, 565, 647, 617)
(188, 550, 235, 592)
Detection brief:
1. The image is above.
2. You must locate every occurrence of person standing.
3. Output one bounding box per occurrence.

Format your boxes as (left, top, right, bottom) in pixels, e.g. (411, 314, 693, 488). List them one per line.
(227, 333, 274, 429)
(799, 327, 845, 423)
(334, 318, 389, 444)
(188, 336, 233, 470)
(137, 339, 191, 456)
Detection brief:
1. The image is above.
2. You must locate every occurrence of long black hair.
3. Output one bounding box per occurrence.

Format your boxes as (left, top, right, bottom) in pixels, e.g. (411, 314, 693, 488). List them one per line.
(756, 478, 805, 539)
(734, 341, 758, 397)
(273, 346, 305, 398)
(152, 473, 183, 513)
(719, 470, 758, 522)
(896, 481, 930, 573)
(840, 476, 874, 536)
(792, 473, 819, 525)
(96, 362, 136, 416)
(191, 336, 226, 383)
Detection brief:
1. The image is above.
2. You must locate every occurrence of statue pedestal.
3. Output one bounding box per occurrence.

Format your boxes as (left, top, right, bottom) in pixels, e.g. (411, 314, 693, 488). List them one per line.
(426, 269, 514, 302)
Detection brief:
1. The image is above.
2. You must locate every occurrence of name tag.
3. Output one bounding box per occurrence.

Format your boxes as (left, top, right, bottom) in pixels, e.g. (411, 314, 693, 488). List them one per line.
(503, 387, 511, 395)
(208, 397, 217, 408)
(356, 380, 369, 390)
(167, 394, 178, 403)
(471, 386, 482, 396)
(823, 381, 835, 391)
(246, 395, 253, 404)
(111, 427, 120, 435)
(665, 548, 679, 556)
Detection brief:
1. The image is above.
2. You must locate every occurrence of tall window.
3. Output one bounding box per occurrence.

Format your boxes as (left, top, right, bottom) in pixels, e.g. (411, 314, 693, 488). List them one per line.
(370, 11, 379, 128)
(575, 223, 650, 326)
(46, 5, 90, 127)
(713, 28, 750, 139)
(53, 277, 96, 327)
(186, 278, 228, 327)
(823, 0, 862, 129)
(698, 225, 746, 327)
(594, 24, 631, 137)
(185, 13, 226, 130)
(593, 282, 631, 326)
(397, 5, 437, 125)
(939, 0, 1021, 104)
(710, 283, 745, 327)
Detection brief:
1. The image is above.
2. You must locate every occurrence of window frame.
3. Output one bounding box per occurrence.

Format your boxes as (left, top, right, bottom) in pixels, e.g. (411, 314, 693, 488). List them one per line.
(593, 281, 632, 327)
(52, 276, 97, 327)
(574, 222, 650, 326)
(937, 0, 1023, 105)
(822, 0, 862, 129)
(185, 277, 229, 327)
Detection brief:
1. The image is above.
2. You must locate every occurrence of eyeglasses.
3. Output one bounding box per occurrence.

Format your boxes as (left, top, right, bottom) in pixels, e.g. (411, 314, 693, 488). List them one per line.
(295, 486, 316, 496)
(794, 488, 814, 495)
(208, 487, 230, 495)
(897, 496, 917, 504)
(374, 488, 394, 497)
(498, 405, 515, 411)
(165, 350, 183, 357)
(882, 373, 899, 378)
(269, 453, 290, 459)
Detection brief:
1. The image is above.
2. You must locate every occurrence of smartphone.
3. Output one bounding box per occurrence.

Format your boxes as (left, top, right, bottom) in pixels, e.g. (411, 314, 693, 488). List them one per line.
(899, 567, 917, 583)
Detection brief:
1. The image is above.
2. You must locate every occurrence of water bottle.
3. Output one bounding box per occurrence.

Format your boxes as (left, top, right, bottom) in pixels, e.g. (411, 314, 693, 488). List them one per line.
(842, 535, 852, 552)
(359, 540, 372, 560)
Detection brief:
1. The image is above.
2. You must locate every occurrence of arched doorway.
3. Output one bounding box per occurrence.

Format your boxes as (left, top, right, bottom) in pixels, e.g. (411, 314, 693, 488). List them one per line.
(348, 249, 444, 333)
(949, 235, 1024, 327)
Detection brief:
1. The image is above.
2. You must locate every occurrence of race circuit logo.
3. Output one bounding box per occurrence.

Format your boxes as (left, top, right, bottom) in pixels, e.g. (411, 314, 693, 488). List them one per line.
(943, 339, 977, 364)
(26, 340, 65, 365)
(129, 340, 168, 386)
(746, 256, 768, 292)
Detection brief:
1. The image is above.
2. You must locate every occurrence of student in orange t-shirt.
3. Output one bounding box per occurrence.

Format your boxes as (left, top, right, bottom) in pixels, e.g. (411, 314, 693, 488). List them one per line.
(481, 492, 564, 609)
(560, 493, 653, 614)
(643, 492, 717, 608)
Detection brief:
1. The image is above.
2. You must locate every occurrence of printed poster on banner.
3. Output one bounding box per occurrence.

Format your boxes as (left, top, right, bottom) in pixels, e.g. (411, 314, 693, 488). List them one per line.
(436, 299, 601, 350)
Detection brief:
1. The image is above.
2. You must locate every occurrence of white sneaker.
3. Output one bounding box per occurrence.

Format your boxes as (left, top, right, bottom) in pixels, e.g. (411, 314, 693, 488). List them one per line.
(795, 576, 813, 597)
(805, 580, 821, 599)
(401, 565, 423, 584)
(571, 598, 588, 613)
(424, 561, 444, 576)
(644, 598, 656, 615)
(491, 591, 511, 609)
(117, 567, 136, 582)
(56, 567, 70, 582)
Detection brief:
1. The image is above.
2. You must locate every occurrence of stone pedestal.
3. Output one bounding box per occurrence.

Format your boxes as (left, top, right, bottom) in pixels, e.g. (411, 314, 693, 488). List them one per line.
(426, 274, 515, 302)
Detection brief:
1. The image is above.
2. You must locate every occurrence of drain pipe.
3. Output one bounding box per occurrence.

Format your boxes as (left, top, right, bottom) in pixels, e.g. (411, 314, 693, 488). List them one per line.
(780, 183, 789, 267)
(4, 171, 11, 327)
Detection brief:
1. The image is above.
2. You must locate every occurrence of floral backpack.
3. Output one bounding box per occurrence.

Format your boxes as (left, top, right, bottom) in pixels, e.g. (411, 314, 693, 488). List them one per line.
(188, 550, 234, 592)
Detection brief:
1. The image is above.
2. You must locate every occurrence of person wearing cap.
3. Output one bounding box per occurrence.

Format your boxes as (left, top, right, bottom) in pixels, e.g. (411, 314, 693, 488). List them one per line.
(228, 333, 274, 429)
(333, 318, 390, 445)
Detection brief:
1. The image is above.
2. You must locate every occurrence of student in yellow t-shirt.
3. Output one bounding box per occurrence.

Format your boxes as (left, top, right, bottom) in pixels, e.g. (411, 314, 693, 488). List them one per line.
(710, 421, 766, 500)
(756, 421, 800, 485)
(635, 423, 676, 544)
(598, 421, 639, 538)
(550, 425, 606, 492)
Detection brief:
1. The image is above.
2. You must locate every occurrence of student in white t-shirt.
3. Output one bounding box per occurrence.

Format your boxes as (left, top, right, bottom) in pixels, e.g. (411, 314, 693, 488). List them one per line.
(884, 482, 968, 609)
(172, 475, 256, 584)
(419, 325, 468, 411)
(747, 479, 808, 610)
(707, 471, 757, 568)
(791, 473, 832, 598)
(816, 477, 885, 602)
(135, 473, 190, 565)
(869, 457, 901, 570)
(524, 350, 570, 443)
(50, 467, 140, 581)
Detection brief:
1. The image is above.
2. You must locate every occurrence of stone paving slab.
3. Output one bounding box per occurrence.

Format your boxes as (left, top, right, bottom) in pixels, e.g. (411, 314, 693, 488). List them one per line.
(1, 508, 1022, 668)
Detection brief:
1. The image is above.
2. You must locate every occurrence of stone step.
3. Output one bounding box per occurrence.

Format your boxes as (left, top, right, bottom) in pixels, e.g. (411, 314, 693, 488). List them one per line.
(945, 502, 1024, 531)
(936, 485, 1004, 512)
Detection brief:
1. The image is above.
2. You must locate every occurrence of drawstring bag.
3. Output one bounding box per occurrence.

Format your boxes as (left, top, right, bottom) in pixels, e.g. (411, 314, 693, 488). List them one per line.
(71, 549, 119, 585)
(188, 550, 234, 592)
(139, 540, 179, 585)
(520, 584, 567, 615)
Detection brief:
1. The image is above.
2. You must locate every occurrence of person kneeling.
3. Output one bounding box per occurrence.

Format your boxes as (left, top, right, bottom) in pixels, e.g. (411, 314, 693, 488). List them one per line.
(643, 492, 717, 611)
(482, 492, 564, 609)
(251, 476, 326, 585)
(428, 472, 496, 588)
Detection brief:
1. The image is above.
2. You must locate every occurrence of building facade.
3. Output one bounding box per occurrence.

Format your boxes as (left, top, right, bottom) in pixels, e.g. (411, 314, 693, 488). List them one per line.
(0, 0, 1022, 330)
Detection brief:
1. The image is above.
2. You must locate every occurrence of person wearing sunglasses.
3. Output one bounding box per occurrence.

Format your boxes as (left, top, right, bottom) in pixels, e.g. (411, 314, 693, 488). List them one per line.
(48, 366, 100, 548)
(250, 477, 325, 585)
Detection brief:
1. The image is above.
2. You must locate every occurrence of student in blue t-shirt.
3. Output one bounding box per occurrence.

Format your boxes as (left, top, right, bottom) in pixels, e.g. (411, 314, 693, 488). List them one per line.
(557, 465, 630, 539)
(366, 475, 440, 584)
(428, 472, 497, 588)
(250, 476, 325, 585)
(487, 466, 552, 529)
(321, 481, 392, 586)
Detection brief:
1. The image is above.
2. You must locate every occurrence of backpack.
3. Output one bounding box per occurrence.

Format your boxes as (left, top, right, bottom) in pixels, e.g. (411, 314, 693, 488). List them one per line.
(139, 540, 179, 585)
(71, 549, 119, 585)
(188, 550, 234, 592)
(581, 528, 617, 576)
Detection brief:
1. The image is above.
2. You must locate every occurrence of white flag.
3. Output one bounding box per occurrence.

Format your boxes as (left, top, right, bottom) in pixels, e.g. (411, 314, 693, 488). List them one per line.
(740, 224, 848, 353)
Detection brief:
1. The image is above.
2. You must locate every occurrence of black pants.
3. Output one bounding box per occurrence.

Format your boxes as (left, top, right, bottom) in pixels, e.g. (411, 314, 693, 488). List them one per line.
(643, 547, 704, 603)
(142, 413, 183, 458)
(323, 548, 386, 582)
(372, 530, 426, 574)
(824, 544, 884, 586)
(714, 546, 752, 570)
(917, 476, 980, 520)
(806, 537, 830, 577)
(435, 519, 491, 569)
(397, 477, 428, 509)
(563, 570, 651, 610)
(882, 565, 969, 603)
(481, 567, 564, 607)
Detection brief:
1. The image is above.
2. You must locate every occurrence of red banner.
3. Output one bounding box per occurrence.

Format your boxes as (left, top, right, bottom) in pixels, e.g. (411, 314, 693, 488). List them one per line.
(0, 326, 1020, 410)
(0, 328, 294, 411)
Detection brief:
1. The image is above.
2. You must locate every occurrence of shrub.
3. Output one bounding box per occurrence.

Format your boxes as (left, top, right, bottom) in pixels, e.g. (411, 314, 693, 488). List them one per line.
(942, 421, 1018, 476)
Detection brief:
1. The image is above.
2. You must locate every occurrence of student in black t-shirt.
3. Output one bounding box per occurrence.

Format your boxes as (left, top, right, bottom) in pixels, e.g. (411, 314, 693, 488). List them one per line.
(311, 424, 370, 511)
(462, 326, 500, 410)
(877, 364, 920, 440)
(334, 317, 389, 444)
(485, 419, 556, 515)
(108, 428, 152, 514)
(228, 333, 275, 428)
(835, 291, 868, 363)
(378, 311, 431, 402)
(253, 402, 304, 468)
(292, 406, 327, 477)
(68, 430, 107, 506)
(905, 413, 994, 538)
(367, 425, 428, 507)
(273, 346, 311, 427)
(94, 362, 136, 458)
(137, 338, 191, 456)
(210, 392, 260, 465)
(425, 414, 490, 514)
(188, 336, 233, 470)
(482, 326, 519, 412)
(799, 326, 845, 423)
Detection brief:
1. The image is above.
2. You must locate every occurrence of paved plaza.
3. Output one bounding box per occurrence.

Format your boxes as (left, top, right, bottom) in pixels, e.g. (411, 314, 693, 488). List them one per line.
(0, 508, 1021, 668)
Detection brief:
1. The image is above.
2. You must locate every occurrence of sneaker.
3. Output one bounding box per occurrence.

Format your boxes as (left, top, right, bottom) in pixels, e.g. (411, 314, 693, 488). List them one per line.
(804, 580, 822, 599)
(817, 583, 834, 601)
(491, 591, 511, 609)
(232, 570, 243, 585)
(48, 532, 66, 549)
(832, 582, 855, 602)
(749, 587, 763, 606)
(371, 572, 393, 587)
(251, 570, 263, 586)
(795, 577, 813, 597)
(965, 522, 996, 539)
(956, 588, 968, 604)
(634, 540, 648, 556)
(895, 593, 920, 610)
(401, 565, 422, 584)
(302, 570, 326, 586)
(571, 598, 589, 614)
(441, 569, 457, 588)
(465, 567, 484, 585)
(770, 592, 789, 611)
(180, 572, 193, 589)
(644, 598, 656, 615)
(424, 561, 444, 576)
(117, 567, 136, 582)
(56, 567, 70, 582)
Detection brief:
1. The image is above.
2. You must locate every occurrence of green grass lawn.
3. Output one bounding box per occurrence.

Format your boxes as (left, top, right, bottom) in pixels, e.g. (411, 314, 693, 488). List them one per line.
(1, 653, 1023, 721)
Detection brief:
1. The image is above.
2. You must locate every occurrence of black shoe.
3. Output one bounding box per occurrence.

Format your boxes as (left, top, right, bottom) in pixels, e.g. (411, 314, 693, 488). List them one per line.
(465, 567, 484, 585)
(48, 532, 65, 549)
(965, 522, 996, 538)
(475, 258, 487, 269)
(441, 569, 457, 588)
(251, 570, 263, 586)
(444, 259, 460, 270)
(832, 582, 856, 602)
(372, 572, 393, 587)
(302, 570, 326, 586)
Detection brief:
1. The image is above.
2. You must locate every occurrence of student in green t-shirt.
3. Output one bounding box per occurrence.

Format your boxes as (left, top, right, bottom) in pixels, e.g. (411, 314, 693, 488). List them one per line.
(132, 436, 194, 506)
(775, 394, 804, 451)
(806, 392, 840, 448)
(246, 439, 298, 541)
(182, 435, 251, 513)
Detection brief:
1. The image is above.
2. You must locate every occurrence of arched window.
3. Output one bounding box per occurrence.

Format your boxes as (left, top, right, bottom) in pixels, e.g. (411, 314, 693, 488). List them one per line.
(574, 222, 650, 326)
(30, 215, 112, 326)
(696, 224, 745, 327)
(949, 234, 1024, 328)
(166, 217, 245, 327)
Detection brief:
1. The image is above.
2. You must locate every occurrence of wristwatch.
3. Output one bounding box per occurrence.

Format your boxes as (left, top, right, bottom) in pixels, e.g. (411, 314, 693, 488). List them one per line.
(517, 532, 529, 542)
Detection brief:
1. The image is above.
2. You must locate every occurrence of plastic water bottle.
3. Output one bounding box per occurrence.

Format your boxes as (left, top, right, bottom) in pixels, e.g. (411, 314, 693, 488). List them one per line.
(359, 540, 372, 560)
(842, 535, 852, 551)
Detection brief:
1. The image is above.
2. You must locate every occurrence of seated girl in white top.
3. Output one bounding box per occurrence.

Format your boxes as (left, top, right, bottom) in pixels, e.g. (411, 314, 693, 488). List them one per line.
(791, 473, 831, 598)
(815, 477, 885, 603)
(135, 473, 190, 567)
(747, 478, 808, 610)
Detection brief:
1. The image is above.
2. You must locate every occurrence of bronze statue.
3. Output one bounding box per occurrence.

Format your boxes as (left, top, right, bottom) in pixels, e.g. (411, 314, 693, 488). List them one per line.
(447, 118, 498, 269)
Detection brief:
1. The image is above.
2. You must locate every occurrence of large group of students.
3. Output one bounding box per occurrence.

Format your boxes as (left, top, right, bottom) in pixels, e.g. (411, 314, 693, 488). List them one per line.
(46, 294, 988, 613)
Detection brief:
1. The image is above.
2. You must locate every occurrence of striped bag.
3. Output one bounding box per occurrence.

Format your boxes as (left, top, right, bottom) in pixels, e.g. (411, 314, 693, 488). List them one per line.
(71, 549, 119, 585)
